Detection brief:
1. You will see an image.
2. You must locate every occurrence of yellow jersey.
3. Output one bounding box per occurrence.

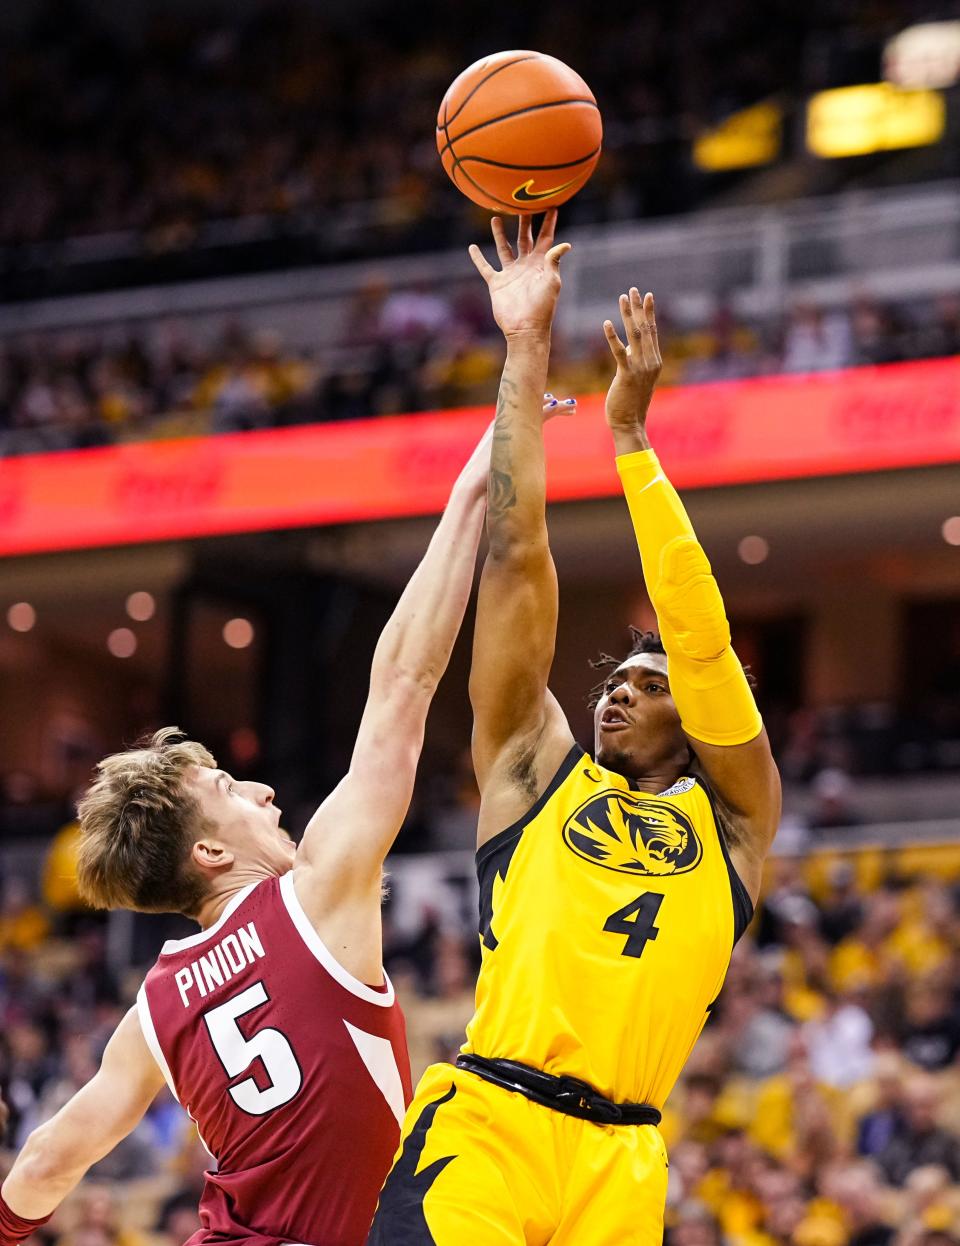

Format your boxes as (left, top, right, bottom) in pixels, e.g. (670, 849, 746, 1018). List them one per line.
(463, 747, 753, 1109)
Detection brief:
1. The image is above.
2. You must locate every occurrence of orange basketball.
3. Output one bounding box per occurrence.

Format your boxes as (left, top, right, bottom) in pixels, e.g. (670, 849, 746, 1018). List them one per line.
(436, 50, 602, 214)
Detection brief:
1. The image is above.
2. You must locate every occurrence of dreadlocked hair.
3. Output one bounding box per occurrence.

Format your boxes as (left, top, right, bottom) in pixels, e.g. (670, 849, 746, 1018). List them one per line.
(587, 628, 666, 707)
(587, 626, 756, 707)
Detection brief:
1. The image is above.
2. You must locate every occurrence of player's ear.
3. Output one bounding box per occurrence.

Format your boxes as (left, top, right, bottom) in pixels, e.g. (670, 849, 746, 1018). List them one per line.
(192, 838, 235, 872)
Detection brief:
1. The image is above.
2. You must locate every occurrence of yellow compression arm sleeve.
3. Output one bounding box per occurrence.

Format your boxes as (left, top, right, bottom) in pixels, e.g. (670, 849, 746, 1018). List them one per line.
(616, 448, 762, 747)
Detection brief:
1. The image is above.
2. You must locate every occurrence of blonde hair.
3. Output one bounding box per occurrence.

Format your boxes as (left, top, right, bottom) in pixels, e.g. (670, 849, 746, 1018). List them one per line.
(77, 728, 216, 917)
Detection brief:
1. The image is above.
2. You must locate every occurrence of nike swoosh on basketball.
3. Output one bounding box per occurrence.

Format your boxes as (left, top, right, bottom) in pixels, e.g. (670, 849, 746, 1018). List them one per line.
(512, 177, 578, 203)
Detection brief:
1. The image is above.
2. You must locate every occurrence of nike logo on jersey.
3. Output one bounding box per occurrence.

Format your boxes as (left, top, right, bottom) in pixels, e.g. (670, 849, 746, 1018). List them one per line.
(512, 176, 578, 203)
(583, 767, 602, 783)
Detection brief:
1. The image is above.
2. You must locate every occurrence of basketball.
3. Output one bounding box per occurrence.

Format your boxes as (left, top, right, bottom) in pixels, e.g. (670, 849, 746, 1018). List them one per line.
(436, 50, 602, 214)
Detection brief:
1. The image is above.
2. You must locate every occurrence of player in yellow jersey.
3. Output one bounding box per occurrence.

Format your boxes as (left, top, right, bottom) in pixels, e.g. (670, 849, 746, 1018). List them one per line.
(368, 211, 781, 1245)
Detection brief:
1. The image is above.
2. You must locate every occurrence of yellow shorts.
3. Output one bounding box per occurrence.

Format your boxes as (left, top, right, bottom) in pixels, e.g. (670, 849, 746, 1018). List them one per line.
(367, 1062, 669, 1245)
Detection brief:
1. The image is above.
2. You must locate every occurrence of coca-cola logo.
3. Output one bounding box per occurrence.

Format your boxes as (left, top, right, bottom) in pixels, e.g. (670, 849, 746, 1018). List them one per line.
(398, 437, 470, 482)
(654, 401, 732, 460)
(115, 462, 223, 513)
(0, 475, 23, 523)
(833, 383, 957, 445)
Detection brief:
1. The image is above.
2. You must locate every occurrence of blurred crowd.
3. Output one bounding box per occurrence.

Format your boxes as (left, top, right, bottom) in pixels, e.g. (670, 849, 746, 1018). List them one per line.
(2, 289, 959, 456)
(3, 0, 954, 294)
(2, 805, 960, 1246)
(659, 852, 960, 1246)
(773, 695, 960, 795)
(0, 0, 899, 242)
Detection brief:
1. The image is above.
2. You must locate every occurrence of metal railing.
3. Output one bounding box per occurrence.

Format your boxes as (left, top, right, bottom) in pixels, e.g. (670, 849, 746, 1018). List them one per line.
(2, 181, 959, 347)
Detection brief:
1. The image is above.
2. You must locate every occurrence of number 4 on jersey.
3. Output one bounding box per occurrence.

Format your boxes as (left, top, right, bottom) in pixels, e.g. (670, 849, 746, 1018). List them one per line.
(603, 892, 664, 958)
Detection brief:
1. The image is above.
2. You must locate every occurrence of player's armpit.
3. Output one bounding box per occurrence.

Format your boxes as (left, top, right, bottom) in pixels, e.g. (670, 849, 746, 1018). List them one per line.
(1, 1008, 164, 1221)
(689, 731, 781, 901)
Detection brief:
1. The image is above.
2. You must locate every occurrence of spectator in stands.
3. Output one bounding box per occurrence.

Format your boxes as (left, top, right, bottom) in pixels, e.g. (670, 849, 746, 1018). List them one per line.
(425, 748, 481, 852)
(897, 1166, 960, 1245)
(319, 363, 377, 424)
(830, 888, 902, 994)
(400, 930, 477, 1079)
(809, 767, 862, 830)
(780, 707, 825, 784)
(899, 975, 960, 1071)
(3, 1019, 55, 1145)
(679, 303, 762, 383)
(914, 296, 960, 361)
(152, 1138, 207, 1245)
(33, 1033, 97, 1126)
(665, 1203, 722, 1246)
(876, 1075, 960, 1186)
(827, 1160, 895, 1246)
(856, 1052, 908, 1161)
(666, 1139, 711, 1210)
(677, 1074, 728, 1147)
(755, 854, 818, 946)
(55, 1184, 138, 1246)
(819, 860, 866, 945)
(41, 815, 86, 936)
(726, 951, 794, 1079)
(378, 283, 452, 341)
(753, 1165, 811, 1245)
(851, 297, 906, 367)
(750, 1032, 848, 1163)
(2, 281, 959, 452)
(804, 987, 875, 1088)
(0, 879, 49, 953)
(888, 883, 955, 981)
(782, 304, 853, 374)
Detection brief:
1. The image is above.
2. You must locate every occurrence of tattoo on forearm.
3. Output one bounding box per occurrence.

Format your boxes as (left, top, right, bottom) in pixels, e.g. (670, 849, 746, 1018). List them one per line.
(488, 469, 517, 517)
(488, 375, 519, 524)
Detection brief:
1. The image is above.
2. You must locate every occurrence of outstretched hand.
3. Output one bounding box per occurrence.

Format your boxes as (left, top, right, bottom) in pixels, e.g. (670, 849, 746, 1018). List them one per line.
(542, 392, 577, 424)
(462, 393, 577, 492)
(603, 288, 662, 433)
(469, 210, 571, 340)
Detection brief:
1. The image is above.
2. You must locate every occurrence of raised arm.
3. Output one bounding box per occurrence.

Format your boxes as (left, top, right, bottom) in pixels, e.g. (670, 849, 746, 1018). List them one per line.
(0, 1008, 164, 1236)
(294, 424, 491, 904)
(467, 211, 577, 842)
(603, 289, 781, 899)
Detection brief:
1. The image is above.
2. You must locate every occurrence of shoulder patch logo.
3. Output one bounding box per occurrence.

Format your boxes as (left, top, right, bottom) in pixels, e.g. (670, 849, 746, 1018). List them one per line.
(562, 790, 702, 876)
(657, 776, 696, 797)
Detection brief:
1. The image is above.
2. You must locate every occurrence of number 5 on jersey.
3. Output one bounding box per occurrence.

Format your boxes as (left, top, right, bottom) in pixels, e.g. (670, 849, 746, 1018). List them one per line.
(205, 982, 303, 1115)
(604, 892, 664, 958)
(203, 981, 406, 1124)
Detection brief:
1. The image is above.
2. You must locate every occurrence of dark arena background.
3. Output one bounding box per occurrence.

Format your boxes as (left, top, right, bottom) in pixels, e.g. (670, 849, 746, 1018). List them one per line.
(2, 0, 960, 1242)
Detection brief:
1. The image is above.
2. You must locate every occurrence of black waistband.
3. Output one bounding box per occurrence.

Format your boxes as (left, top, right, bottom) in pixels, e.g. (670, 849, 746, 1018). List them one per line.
(456, 1054, 661, 1127)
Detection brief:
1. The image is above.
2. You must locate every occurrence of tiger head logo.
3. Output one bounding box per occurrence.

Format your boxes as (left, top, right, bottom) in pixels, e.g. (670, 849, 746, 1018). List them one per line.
(562, 790, 702, 876)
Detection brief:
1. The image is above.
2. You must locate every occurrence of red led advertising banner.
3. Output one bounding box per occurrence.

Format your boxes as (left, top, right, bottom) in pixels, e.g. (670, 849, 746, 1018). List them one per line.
(1, 357, 958, 557)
